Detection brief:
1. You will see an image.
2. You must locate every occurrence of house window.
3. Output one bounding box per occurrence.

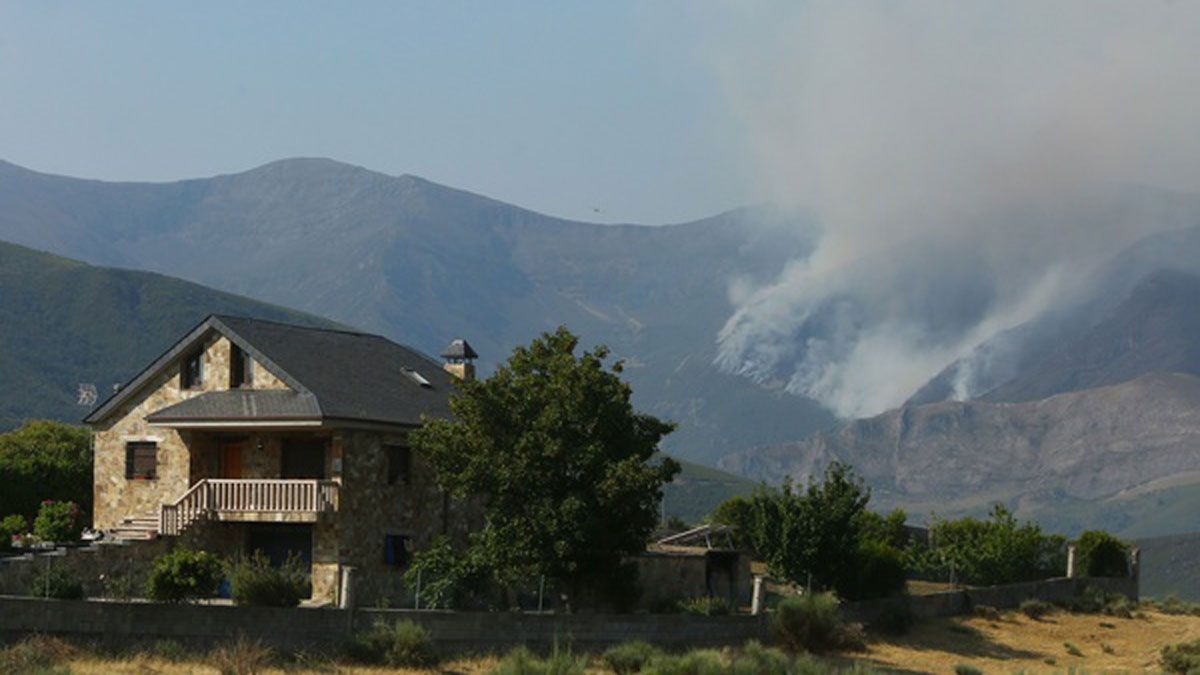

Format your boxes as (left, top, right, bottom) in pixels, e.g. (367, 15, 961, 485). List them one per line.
(230, 344, 254, 388)
(385, 444, 411, 485)
(181, 349, 204, 390)
(125, 441, 158, 480)
(384, 534, 410, 568)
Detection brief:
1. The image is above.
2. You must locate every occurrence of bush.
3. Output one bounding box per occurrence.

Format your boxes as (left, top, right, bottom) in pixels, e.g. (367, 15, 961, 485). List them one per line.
(145, 549, 224, 603)
(972, 604, 1000, 620)
(491, 645, 588, 675)
(32, 501, 83, 544)
(207, 636, 274, 675)
(0, 514, 27, 551)
(678, 596, 732, 616)
(910, 505, 1066, 586)
(953, 666, 982, 675)
(1072, 586, 1134, 618)
(727, 641, 793, 675)
(770, 592, 847, 653)
(642, 649, 724, 675)
(228, 551, 309, 607)
(1161, 637, 1200, 674)
(29, 564, 84, 600)
(350, 619, 437, 668)
(0, 635, 79, 674)
(1074, 530, 1129, 578)
(602, 641, 663, 674)
(871, 597, 914, 635)
(1019, 598, 1055, 620)
(843, 539, 907, 601)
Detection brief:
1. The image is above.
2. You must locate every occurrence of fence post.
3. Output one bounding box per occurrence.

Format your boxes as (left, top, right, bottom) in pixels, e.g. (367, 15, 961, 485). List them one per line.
(414, 569, 422, 610)
(537, 575, 545, 613)
(339, 566, 355, 610)
(751, 576, 765, 616)
(1066, 544, 1077, 579)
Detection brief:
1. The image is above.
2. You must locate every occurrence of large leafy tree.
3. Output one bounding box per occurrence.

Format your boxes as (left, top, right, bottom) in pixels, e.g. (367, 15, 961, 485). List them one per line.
(411, 326, 679, 603)
(745, 462, 907, 600)
(0, 420, 92, 520)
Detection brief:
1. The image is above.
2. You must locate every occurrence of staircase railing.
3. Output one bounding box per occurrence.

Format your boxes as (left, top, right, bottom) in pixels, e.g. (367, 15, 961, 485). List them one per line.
(159, 479, 340, 537)
(159, 480, 211, 536)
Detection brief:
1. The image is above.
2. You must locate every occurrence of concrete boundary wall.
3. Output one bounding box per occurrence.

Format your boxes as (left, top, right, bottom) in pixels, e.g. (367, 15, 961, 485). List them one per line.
(0, 576, 1135, 654)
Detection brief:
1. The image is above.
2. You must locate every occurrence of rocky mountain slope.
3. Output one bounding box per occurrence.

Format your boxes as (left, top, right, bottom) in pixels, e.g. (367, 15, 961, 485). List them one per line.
(0, 158, 835, 464)
(721, 372, 1200, 531)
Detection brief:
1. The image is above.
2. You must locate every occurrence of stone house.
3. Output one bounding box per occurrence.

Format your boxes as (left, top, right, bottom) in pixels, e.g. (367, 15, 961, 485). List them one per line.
(84, 315, 478, 605)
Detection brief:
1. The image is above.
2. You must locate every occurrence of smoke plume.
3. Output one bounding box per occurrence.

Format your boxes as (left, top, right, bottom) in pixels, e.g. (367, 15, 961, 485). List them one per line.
(705, 2, 1200, 417)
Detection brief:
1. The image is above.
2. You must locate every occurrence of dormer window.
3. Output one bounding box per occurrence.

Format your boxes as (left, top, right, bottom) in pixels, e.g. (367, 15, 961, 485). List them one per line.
(230, 344, 254, 388)
(181, 349, 204, 390)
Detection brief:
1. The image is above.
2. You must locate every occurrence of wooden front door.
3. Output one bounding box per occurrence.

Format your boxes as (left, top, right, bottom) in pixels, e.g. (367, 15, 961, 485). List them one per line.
(220, 442, 243, 479)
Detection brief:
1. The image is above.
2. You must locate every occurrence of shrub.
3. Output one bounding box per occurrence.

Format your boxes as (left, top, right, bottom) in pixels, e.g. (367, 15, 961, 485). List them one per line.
(491, 645, 588, 675)
(145, 549, 224, 603)
(1072, 586, 1134, 618)
(642, 649, 724, 675)
(1064, 641, 1083, 657)
(0, 514, 27, 551)
(1074, 531, 1129, 578)
(1019, 599, 1054, 620)
(0, 635, 78, 674)
(871, 597, 914, 635)
(842, 539, 907, 601)
(101, 572, 138, 601)
(602, 640, 663, 674)
(910, 505, 1066, 586)
(32, 501, 83, 544)
(953, 666, 983, 675)
(29, 564, 84, 600)
(1161, 637, 1200, 674)
(349, 619, 437, 668)
(678, 596, 732, 616)
(207, 636, 274, 675)
(727, 641, 792, 675)
(972, 604, 1000, 620)
(147, 639, 191, 662)
(770, 592, 846, 653)
(228, 551, 309, 607)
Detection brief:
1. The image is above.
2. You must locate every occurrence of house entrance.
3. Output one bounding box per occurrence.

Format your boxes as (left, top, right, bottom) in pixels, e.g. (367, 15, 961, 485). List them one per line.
(219, 442, 243, 479)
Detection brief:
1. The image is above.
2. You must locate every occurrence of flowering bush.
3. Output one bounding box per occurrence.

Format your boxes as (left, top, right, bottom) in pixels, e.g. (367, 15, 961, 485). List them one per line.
(32, 501, 84, 544)
(0, 514, 27, 551)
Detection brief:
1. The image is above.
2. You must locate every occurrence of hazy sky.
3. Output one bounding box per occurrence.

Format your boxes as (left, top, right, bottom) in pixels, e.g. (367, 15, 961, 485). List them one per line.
(0, 2, 746, 224)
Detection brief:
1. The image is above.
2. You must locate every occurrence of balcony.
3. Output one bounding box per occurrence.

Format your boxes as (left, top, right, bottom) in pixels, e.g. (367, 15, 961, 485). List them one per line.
(160, 478, 339, 536)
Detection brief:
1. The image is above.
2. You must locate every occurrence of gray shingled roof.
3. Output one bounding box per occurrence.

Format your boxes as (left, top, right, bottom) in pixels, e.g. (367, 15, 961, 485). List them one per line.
(147, 390, 320, 423)
(86, 315, 457, 428)
(440, 338, 478, 360)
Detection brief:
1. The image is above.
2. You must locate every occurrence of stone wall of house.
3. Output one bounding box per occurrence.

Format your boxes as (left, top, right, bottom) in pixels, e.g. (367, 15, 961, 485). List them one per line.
(251, 360, 290, 390)
(313, 429, 479, 606)
(92, 334, 296, 530)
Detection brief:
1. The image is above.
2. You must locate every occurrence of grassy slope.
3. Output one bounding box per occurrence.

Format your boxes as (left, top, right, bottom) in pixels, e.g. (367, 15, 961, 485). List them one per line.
(0, 241, 336, 429)
(661, 458, 759, 523)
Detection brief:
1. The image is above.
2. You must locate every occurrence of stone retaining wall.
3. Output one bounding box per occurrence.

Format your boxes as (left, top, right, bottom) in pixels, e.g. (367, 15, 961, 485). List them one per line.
(0, 576, 1136, 654)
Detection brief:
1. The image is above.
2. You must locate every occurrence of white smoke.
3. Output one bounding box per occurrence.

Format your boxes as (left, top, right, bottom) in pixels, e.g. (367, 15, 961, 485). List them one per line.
(704, 1, 1200, 418)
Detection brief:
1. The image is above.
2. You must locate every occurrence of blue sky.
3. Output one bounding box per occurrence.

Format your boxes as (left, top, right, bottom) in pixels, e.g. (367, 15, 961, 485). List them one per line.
(0, 2, 749, 223)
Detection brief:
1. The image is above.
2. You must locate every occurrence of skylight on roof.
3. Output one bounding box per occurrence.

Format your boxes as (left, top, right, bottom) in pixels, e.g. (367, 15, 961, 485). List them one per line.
(402, 367, 432, 388)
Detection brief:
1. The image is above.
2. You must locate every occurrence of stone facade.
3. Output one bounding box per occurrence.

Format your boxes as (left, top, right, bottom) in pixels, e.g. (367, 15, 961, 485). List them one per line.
(91, 335, 277, 529)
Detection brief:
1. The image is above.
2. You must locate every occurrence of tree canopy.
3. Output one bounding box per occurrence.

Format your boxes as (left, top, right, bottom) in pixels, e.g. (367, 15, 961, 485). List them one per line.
(410, 326, 679, 604)
(0, 420, 92, 521)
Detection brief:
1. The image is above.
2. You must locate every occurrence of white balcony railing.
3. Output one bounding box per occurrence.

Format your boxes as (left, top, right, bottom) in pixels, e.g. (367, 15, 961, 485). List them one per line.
(160, 479, 339, 536)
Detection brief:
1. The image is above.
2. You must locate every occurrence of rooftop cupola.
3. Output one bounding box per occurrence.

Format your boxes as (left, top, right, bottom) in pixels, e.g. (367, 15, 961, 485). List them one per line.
(440, 338, 478, 381)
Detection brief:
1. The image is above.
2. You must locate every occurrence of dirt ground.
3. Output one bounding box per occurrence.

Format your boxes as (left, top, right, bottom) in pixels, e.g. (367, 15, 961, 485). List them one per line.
(860, 608, 1200, 673)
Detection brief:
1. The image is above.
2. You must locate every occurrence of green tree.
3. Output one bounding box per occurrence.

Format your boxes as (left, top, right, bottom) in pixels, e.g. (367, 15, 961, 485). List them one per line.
(708, 495, 756, 552)
(746, 462, 906, 600)
(913, 505, 1066, 586)
(0, 421, 92, 521)
(1074, 530, 1129, 578)
(410, 326, 679, 606)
